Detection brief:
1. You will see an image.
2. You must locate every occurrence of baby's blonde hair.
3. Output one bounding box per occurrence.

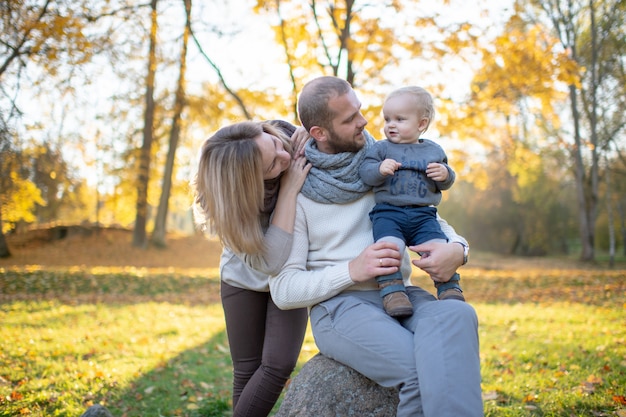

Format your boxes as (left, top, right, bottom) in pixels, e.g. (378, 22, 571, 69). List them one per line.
(386, 86, 435, 132)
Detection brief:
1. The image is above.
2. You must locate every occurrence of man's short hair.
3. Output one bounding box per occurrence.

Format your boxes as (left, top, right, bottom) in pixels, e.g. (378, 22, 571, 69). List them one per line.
(297, 76, 351, 132)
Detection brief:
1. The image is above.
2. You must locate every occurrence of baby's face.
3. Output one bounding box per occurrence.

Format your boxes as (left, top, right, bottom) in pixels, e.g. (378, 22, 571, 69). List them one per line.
(382, 94, 425, 144)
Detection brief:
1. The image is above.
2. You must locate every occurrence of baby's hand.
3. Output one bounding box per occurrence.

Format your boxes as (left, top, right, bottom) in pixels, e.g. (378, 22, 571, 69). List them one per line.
(380, 159, 401, 176)
(426, 163, 448, 182)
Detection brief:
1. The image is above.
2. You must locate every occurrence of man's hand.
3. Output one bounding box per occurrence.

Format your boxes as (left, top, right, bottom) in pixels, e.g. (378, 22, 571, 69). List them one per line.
(425, 163, 448, 182)
(349, 241, 401, 283)
(379, 159, 401, 176)
(409, 241, 463, 282)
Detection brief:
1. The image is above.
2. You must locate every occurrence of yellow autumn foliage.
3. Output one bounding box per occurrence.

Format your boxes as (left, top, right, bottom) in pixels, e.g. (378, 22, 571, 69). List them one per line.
(1, 173, 46, 233)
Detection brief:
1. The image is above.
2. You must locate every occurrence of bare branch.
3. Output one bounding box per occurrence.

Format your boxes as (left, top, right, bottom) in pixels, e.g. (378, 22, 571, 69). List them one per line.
(189, 26, 251, 120)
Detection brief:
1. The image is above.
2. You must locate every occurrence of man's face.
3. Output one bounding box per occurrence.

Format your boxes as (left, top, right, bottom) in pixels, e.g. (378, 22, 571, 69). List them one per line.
(322, 89, 368, 154)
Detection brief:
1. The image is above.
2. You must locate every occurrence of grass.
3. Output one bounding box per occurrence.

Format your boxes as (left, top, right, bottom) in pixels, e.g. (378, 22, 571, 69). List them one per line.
(1, 263, 625, 417)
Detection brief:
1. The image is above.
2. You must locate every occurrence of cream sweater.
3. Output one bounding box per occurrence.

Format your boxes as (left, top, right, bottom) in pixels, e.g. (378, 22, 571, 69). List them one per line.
(269, 192, 464, 310)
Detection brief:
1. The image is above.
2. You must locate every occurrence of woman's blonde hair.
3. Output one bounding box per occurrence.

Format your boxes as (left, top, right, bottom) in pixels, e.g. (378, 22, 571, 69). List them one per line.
(191, 121, 293, 255)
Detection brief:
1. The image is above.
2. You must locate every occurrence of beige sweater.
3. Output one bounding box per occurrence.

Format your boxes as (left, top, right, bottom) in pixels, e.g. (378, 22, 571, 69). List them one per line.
(269, 192, 465, 310)
(220, 225, 292, 292)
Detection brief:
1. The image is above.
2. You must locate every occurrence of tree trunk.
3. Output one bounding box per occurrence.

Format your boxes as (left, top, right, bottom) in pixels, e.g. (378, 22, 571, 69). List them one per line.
(541, 0, 597, 261)
(570, 86, 595, 261)
(618, 199, 626, 257)
(0, 209, 11, 258)
(151, 0, 191, 248)
(132, 0, 158, 248)
(605, 160, 615, 268)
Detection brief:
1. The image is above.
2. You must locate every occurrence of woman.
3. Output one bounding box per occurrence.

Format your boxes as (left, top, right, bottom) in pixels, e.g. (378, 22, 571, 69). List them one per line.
(191, 120, 311, 417)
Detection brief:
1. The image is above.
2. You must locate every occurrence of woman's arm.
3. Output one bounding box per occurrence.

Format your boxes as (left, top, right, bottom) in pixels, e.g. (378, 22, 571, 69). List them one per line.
(270, 154, 310, 234)
(240, 128, 311, 275)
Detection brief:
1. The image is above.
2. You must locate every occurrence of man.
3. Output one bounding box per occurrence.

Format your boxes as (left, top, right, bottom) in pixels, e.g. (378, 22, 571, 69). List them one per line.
(269, 76, 483, 417)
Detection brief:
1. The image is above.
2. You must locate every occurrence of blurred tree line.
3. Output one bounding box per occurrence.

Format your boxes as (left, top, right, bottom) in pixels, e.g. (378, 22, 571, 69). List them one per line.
(0, 0, 624, 262)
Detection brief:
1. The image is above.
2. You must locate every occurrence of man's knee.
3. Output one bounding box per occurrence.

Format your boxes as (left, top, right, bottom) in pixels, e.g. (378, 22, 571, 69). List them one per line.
(447, 300, 478, 328)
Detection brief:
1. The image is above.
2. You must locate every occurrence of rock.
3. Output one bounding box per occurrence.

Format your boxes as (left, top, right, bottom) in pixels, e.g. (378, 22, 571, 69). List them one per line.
(276, 354, 399, 417)
(80, 404, 114, 417)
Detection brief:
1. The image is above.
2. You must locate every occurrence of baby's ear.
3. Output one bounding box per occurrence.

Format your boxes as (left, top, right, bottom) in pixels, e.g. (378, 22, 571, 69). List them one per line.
(419, 117, 430, 132)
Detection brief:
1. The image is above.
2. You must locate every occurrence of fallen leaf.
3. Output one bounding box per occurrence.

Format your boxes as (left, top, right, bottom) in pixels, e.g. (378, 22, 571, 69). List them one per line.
(181, 379, 196, 388)
(586, 374, 603, 384)
(581, 382, 596, 394)
(216, 344, 229, 354)
(482, 391, 499, 401)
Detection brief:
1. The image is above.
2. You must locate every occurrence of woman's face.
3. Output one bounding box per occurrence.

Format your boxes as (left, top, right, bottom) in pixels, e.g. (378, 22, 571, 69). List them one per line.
(255, 132, 291, 180)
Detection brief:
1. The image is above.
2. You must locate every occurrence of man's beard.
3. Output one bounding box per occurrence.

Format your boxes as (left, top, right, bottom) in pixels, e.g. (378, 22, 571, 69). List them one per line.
(325, 127, 365, 153)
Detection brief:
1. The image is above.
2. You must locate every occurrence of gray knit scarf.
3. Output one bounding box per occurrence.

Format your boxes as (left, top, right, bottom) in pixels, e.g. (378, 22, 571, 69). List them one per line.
(300, 131, 375, 204)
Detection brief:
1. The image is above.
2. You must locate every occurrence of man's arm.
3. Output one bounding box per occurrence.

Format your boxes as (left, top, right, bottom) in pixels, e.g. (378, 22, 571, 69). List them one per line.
(269, 196, 404, 309)
(268, 199, 355, 310)
(435, 212, 467, 246)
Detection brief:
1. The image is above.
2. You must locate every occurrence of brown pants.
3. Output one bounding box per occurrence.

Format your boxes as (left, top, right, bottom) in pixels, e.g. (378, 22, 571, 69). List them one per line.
(221, 281, 308, 416)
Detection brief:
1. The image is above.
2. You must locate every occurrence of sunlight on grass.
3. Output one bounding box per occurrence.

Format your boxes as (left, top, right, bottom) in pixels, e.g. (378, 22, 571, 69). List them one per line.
(1, 298, 228, 416)
(1, 266, 625, 416)
(476, 302, 626, 416)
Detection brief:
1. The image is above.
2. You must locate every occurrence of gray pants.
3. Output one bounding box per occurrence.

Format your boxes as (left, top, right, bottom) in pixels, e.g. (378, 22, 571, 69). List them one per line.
(310, 287, 483, 417)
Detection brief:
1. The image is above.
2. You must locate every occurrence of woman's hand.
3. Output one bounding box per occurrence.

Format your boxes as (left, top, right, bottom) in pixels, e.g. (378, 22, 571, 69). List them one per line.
(272, 155, 310, 234)
(280, 155, 311, 196)
(290, 126, 310, 157)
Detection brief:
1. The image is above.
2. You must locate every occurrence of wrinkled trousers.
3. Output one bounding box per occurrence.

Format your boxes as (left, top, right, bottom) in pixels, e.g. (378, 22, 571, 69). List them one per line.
(221, 281, 308, 417)
(310, 287, 483, 417)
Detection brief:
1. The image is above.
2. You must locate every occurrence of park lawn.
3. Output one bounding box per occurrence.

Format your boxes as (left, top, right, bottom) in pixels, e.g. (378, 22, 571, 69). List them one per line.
(0, 265, 625, 417)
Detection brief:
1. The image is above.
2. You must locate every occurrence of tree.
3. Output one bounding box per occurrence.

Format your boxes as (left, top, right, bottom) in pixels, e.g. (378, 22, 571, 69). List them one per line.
(255, 0, 412, 120)
(522, 0, 626, 260)
(30, 142, 79, 223)
(254, 1, 479, 121)
(189, 28, 252, 121)
(151, 0, 191, 247)
(132, 0, 159, 248)
(0, 135, 45, 257)
(0, 0, 154, 242)
(0, 0, 98, 104)
(1, 0, 114, 257)
(0, 125, 15, 257)
(438, 17, 580, 255)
